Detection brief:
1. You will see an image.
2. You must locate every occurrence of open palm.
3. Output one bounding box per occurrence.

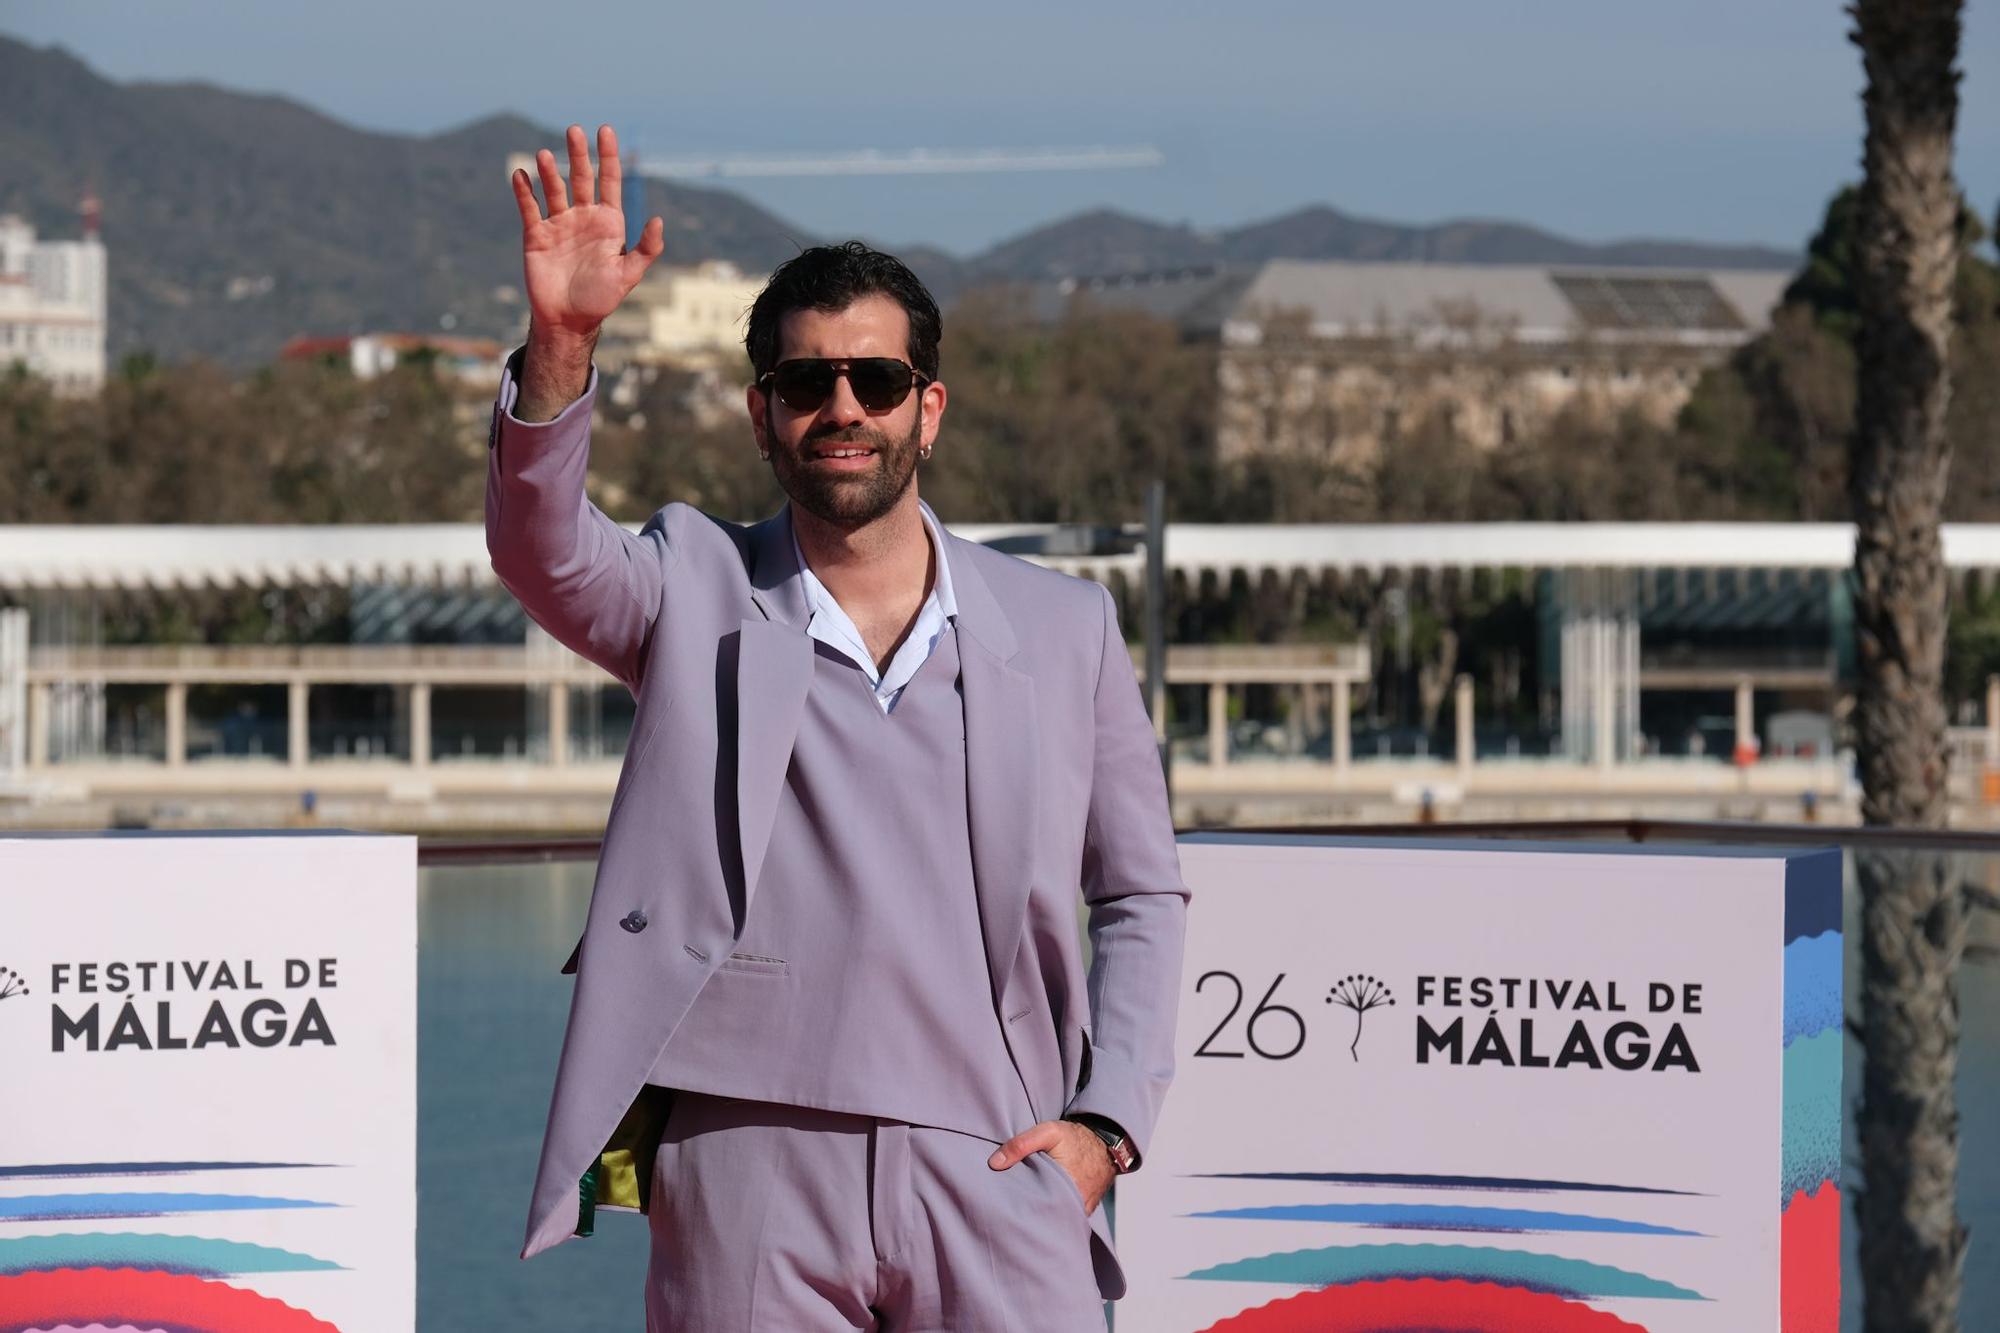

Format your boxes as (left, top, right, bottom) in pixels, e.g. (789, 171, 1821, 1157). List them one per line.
(511, 124, 665, 337)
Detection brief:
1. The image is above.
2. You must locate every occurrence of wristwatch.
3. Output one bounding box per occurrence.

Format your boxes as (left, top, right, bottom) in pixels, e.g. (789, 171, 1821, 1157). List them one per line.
(1065, 1114, 1139, 1174)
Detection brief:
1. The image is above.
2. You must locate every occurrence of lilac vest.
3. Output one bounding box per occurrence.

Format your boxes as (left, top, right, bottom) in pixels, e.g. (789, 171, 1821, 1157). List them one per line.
(648, 623, 1034, 1142)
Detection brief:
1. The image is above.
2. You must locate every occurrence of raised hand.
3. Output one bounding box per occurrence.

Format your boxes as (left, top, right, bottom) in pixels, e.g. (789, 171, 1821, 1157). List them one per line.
(509, 123, 665, 420)
(514, 123, 664, 334)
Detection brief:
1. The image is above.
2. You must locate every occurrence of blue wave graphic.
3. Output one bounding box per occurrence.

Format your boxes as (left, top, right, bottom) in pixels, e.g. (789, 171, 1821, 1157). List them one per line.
(1192, 1171, 1697, 1196)
(1784, 930, 1842, 1048)
(1188, 1201, 1702, 1237)
(0, 1192, 339, 1222)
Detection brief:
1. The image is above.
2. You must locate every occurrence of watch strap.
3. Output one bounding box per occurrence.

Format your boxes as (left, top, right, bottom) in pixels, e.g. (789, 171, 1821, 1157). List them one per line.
(1065, 1113, 1139, 1174)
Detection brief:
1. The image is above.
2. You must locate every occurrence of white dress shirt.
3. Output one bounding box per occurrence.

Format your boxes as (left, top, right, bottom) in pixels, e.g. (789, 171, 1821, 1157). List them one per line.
(790, 499, 960, 714)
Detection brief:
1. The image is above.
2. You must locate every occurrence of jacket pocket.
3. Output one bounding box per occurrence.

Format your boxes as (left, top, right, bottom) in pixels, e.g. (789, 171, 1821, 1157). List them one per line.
(718, 951, 788, 977)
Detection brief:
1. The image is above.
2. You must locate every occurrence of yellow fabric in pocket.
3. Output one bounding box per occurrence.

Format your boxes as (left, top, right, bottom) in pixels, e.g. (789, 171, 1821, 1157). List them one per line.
(577, 1084, 675, 1233)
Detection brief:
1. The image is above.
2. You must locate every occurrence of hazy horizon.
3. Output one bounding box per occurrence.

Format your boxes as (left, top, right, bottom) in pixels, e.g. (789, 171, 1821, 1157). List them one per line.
(8, 1, 2000, 258)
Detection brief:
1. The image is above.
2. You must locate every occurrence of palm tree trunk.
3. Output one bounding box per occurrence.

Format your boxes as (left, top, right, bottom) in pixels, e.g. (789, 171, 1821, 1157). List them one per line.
(1848, 1, 1971, 1327)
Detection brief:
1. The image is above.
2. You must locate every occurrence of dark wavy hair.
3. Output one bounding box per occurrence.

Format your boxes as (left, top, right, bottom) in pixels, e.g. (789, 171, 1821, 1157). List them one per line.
(744, 241, 942, 381)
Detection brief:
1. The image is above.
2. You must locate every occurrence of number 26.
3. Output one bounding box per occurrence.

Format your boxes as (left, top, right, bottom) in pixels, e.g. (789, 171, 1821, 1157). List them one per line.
(1194, 970, 1306, 1060)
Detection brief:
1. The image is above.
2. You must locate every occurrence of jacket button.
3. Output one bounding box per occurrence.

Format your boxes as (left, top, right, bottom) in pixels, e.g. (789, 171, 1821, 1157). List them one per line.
(620, 910, 648, 933)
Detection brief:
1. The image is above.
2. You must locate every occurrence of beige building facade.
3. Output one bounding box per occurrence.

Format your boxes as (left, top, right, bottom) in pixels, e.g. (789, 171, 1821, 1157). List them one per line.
(1211, 260, 1790, 465)
(598, 259, 766, 370)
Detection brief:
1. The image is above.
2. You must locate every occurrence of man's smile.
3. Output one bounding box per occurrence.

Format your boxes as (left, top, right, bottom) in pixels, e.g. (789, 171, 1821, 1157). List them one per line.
(804, 443, 880, 470)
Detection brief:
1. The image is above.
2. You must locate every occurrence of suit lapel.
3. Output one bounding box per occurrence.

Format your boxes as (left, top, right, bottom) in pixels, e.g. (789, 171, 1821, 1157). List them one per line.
(946, 530, 1040, 1000)
(737, 506, 812, 918)
(735, 619, 812, 917)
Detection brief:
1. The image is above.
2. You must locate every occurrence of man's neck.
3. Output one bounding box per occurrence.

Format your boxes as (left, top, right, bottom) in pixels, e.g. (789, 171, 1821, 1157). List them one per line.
(791, 492, 934, 614)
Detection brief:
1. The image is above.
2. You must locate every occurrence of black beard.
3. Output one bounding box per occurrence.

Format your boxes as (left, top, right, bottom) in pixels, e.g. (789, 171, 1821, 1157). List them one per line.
(768, 404, 924, 529)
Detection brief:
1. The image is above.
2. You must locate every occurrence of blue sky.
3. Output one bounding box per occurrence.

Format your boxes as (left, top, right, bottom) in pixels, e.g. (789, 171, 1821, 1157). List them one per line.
(9, 0, 2000, 257)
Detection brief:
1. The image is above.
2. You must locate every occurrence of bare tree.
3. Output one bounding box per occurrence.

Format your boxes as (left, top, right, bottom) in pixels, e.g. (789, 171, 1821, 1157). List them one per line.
(1847, 1, 1972, 1327)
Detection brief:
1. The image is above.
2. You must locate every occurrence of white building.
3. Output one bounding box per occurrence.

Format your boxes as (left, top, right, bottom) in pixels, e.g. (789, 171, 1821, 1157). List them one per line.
(0, 205, 108, 396)
(278, 332, 504, 385)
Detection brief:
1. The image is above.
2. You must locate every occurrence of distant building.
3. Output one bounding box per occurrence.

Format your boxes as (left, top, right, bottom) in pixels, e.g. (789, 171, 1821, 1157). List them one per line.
(0, 202, 108, 396)
(278, 333, 504, 384)
(598, 260, 764, 371)
(1021, 259, 1792, 465)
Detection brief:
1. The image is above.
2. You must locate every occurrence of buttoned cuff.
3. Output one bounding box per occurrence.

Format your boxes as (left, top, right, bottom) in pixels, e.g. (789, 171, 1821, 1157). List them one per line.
(489, 344, 599, 451)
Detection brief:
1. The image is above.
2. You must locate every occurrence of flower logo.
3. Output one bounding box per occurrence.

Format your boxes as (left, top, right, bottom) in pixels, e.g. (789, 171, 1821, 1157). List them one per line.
(1326, 974, 1395, 1062)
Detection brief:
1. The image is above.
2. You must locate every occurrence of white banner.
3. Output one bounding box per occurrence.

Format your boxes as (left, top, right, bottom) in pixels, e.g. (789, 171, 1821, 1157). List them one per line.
(0, 831, 417, 1333)
(1116, 834, 1841, 1333)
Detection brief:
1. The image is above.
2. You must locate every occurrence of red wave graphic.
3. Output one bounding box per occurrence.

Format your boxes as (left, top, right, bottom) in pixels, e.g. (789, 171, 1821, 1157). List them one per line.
(1197, 1277, 1651, 1331)
(1782, 1183, 1840, 1333)
(0, 1266, 341, 1332)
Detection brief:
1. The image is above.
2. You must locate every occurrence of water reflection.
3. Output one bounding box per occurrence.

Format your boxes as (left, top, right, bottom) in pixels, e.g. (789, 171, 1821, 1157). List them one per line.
(419, 862, 645, 1330)
(416, 855, 1997, 1331)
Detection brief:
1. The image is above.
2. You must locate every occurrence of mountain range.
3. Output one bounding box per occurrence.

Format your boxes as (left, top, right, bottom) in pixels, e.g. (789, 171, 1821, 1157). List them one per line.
(0, 33, 1800, 368)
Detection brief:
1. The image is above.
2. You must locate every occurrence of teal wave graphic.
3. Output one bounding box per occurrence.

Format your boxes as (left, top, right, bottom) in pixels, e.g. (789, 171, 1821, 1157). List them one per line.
(1784, 931, 1842, 1048)
(0, 1232, 342, 1277)
(0, 1192, 337, 1222)
(1183, 1242, 1708, 1300)
(1783, 1028, 1842, 1204)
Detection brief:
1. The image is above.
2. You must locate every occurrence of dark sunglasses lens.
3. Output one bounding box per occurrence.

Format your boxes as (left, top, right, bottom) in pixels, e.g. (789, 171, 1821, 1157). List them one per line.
(845, 359, 916, 411)
(772, 362, 835, 411)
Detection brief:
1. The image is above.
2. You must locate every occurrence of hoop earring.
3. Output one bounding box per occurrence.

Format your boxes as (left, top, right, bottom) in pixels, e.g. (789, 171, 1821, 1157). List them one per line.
(919, 445, 933, 460)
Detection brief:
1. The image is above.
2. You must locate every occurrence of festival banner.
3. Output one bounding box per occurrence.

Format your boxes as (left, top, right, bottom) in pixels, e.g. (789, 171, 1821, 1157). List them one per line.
(1116, 834, 1841, 1333)
(0, 831, 417, 1333)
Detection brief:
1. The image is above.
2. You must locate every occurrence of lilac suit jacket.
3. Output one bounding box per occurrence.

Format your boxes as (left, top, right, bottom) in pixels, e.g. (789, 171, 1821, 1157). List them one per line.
(485, 358, 1189, 1296)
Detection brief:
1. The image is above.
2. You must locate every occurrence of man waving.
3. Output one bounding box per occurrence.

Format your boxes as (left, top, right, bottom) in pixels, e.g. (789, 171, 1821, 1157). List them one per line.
(490, 123, 1188, 1332)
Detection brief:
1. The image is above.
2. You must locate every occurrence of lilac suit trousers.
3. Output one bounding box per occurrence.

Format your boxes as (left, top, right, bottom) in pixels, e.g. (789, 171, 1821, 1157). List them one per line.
(645, 1093, 1105, 1332)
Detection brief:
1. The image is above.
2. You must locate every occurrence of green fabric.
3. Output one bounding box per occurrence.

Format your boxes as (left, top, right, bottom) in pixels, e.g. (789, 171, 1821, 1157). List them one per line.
(575, 1162, 598, 1238)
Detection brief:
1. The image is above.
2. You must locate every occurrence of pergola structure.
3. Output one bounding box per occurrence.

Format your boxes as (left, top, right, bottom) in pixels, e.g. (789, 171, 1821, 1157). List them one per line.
(7, 521, 2000, 787)
(15, 519, 2000, 587)
(12, 519, 2000, 587)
